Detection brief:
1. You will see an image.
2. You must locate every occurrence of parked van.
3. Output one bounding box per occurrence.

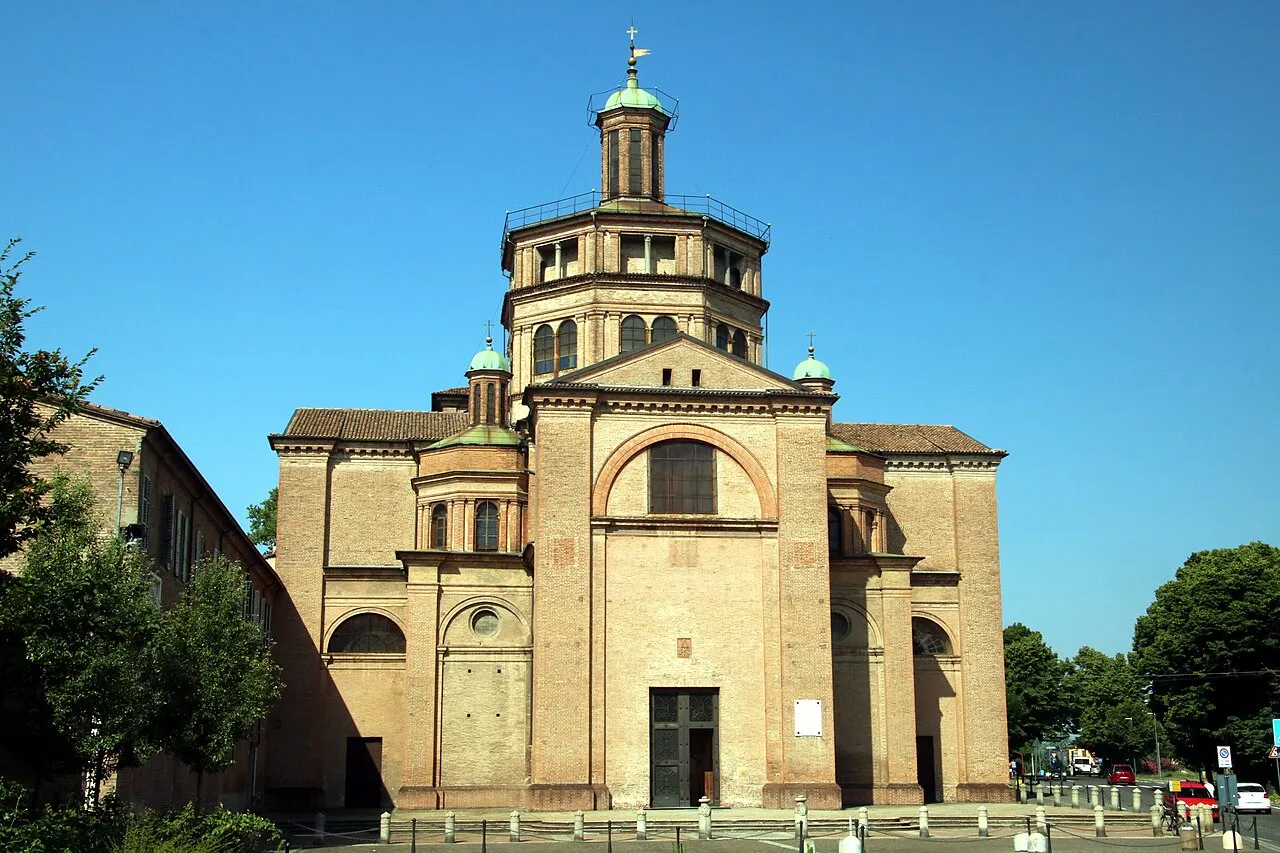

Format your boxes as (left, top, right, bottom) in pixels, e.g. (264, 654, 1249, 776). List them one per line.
(1072, 756, 1094, 776)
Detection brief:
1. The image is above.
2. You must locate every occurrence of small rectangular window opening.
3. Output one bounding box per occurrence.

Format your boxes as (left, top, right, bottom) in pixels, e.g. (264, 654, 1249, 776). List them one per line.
(662, 368, 672, 386)
(691, 369, 701, 387)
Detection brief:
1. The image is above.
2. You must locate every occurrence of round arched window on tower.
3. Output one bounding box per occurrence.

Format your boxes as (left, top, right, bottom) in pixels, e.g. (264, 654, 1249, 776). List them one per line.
(831, 611, 851, 643)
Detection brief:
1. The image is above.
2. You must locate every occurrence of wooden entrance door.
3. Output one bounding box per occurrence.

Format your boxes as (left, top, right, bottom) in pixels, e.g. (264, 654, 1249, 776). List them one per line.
(650, 689, 719, 807)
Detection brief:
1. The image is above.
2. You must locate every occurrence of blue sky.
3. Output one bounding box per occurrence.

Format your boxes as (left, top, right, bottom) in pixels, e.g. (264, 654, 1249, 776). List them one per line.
(5, 1, 1277, 659)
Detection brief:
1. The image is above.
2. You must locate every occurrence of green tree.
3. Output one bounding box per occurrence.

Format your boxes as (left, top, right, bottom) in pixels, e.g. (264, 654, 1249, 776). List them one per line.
(0, 238, 101, 558)
(1132, 542, 1280, 777)
(1066, 647, 1156, 767)
(246, 487, 276, 552)
(151, 555, 282, 810)
(1004, 622, 1071, 751)
(16, 474, 162, 802)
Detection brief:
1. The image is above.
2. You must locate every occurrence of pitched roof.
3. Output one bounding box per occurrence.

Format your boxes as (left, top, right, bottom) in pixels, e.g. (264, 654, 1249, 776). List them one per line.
(281, 409, 468, 442)
(830, 423, 1002, 455)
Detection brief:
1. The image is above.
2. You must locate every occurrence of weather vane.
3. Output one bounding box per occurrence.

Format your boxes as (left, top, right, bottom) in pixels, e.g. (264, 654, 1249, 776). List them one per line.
(627, 20, 650, 65)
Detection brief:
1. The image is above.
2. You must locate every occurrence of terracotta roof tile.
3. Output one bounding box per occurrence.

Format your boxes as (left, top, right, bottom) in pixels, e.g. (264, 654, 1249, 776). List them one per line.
(830, 423, 1000, 454)
(283, 409, 468, 442)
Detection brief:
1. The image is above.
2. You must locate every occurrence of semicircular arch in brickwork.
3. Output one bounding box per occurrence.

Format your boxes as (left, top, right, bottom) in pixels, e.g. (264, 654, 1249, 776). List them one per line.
(439, 595, 531, 646)
(323, 607, 407, 653)
(591, 422, 777, 518)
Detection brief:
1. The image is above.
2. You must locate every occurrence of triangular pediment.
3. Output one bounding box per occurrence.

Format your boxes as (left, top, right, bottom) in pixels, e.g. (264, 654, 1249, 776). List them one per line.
(539, 334, 820, 395)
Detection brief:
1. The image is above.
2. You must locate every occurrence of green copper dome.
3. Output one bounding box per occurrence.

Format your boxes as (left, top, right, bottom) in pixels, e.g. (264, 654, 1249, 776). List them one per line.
(603, 79, 668, 113)
(792, 346, 832, 381)
(469, 336, 510, 372)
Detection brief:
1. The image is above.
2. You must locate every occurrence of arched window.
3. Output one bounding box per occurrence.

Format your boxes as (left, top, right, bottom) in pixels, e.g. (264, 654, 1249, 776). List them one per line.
(652, 316, 677, 343)
(485, 382, 496, 424)
(731, 330, 747, 358)
(329, 613, 406, 654)
(475, 501, 499, 551)
(558, 320, 578, 371)
(471, 385, 480, 422)
(729, 267, 743, 290)
(715, 323, 730, 351)
(827, 506, 842, 558)
(912, 617, 952, 656)
(533, 324, 555, 375)
(431, 504, 448, 549)
(649, 440, 716, 514)
(620, 315, 647, 353)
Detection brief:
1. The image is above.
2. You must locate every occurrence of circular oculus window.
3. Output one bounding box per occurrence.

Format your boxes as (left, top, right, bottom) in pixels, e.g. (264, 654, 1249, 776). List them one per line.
(830, 611, 851, 642)
(471, 609, 500, 638)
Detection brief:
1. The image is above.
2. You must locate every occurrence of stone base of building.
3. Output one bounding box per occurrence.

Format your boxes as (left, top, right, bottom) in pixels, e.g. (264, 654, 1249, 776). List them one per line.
(440, 785, 531, 809)
(396, 786, 442, 809)
(871, 782, 924, 805)
(953, 782, 1014, 803)
(840, 783, 875, 806)
(526, 784, 612, 811)
(761, 782, 842, 810)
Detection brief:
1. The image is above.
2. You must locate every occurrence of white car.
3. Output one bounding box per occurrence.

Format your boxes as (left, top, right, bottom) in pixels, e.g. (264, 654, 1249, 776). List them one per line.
(1071, 758, 1094, 776)
(1236, 783, 1272, 814)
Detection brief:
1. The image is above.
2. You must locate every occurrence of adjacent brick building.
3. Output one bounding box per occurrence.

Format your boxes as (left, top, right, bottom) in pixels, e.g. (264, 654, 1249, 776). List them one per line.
(265, 47, 1012, 811)
(1, 401, 277, 810)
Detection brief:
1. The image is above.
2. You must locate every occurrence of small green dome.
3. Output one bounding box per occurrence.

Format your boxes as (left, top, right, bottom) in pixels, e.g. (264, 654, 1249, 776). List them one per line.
(792, 346, 832, 381)
(603, 81, 667, 113)
(469, 336, 510, 372)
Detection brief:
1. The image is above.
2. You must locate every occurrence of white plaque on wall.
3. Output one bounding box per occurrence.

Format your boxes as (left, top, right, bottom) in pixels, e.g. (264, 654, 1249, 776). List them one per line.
(794, 699, 822, 737)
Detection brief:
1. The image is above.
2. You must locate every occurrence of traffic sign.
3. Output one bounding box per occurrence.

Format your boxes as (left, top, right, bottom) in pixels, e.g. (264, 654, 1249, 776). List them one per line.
(1273, 718, 1280, 747)
(1217, 746, 1233, 768)
(1269, 746, 1279, 760)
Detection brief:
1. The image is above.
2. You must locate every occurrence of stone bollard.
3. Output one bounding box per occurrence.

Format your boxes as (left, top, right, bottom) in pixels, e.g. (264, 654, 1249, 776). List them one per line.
(1088, 785, 1097, 806)
(314, 812, 326, 839)
(1151, 803, 1164, 836)
(795, 794, 808, 839)
(574, 810, 585, 841)
(1110, 786, 1120, 810)
(445, 812, 456, 844)
(1036, 785, 1045, 806)
(1133, 787, 1143, 812)
(698, 796, 712, 840)
(858, 806, 869, 837)
(1072, 785, 1081, 809)
(1223, 829, 1245, 851)
(1094, 804, 1106, 837)
(510, 810, 520, 843)
(919, 805, 930, 838)
(978, 805, 989, 837)
(636, 809, 647, 841)
(1036, 806, 1047, 833)
(1029, 832, 1048, 853)
(380, 812, 391, 843)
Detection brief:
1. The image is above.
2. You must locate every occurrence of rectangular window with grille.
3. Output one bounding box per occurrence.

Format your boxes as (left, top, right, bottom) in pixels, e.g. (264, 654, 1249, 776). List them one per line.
(608, 129, 619, 196)
(649, 441, 716, 514)
(161, 494, 174, 568)
(139, 474, 151, 546)
(628, 128, 642, 195)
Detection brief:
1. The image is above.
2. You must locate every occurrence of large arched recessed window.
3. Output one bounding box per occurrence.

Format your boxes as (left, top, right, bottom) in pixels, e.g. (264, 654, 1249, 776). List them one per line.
(329, 613, 406, 654)
(533, 325, 555, 375)
(558, 320, 578, 371)
(912, 617, 952, 656)
(715, 324, 730, 352)
(620, 315, 647, 353)
(475, 501, 499, 551)
(827, 506, 842, 558)
(485, 382, 496, 424)
(649, 440, 716, 514)
(731, 330, 747, 358)
(430, 504, 448, 549)
(652, 316, 677, 343)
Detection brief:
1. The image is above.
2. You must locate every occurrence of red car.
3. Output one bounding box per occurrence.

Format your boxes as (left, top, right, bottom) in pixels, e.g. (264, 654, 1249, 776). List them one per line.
(1108, 764, 1136, 784)
(1163, 782, 1219, 820)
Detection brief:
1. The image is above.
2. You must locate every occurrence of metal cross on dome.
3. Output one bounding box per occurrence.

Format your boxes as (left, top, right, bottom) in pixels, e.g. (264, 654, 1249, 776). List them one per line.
(483, 320, 494, 341)
(807, 331, 816, 348)
(627, 23, 638, 43)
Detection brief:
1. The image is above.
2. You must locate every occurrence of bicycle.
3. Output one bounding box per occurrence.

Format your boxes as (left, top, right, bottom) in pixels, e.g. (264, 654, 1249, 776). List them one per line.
(1162, 804, 1183, 835)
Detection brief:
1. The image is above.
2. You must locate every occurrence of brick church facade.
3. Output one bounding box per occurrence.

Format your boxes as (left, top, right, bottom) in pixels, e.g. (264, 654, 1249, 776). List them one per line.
(264, 48, 1011, 812)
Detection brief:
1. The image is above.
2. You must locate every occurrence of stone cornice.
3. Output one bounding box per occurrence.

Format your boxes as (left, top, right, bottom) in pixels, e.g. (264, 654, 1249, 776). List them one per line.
(591, 515, 779, 535)
(324, 564, 407, 580)
(269, 435, 336, 455)
(884, 454, 1005, 472)
(910, 569, 961, 587)
(502, 271, 771, 318)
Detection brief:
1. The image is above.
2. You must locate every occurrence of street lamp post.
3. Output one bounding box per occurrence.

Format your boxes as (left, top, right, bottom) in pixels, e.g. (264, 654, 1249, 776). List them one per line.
(115, 450, 134, 535)
(1150, 711, 1161, 778)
